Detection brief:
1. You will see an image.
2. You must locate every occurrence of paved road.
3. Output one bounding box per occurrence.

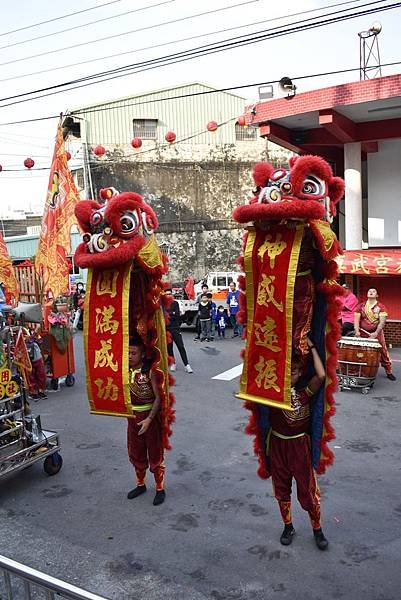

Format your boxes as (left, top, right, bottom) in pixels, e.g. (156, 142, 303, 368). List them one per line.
(1, 332, 400, 599)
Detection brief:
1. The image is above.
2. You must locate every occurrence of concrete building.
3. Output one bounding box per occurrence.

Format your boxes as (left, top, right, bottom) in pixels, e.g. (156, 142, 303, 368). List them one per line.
(62, 83, 290, 281)
(250, 73, 401, 345)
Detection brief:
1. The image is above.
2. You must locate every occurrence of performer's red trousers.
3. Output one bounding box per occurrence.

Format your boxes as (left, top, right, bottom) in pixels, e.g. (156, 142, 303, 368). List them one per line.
(270, 433, 321, 529)
(127, 411, 165, 490)
(360, 328, 392, 375)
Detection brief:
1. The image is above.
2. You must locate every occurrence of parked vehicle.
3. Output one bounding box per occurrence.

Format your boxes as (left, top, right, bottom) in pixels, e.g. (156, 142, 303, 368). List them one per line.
(194, 271, 243, 301)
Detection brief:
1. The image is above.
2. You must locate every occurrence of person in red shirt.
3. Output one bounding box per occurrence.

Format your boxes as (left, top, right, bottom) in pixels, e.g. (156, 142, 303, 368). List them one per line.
(126, 339, 166, 505)
(269, 339, 328, 550)
(354, 288, 396, 381)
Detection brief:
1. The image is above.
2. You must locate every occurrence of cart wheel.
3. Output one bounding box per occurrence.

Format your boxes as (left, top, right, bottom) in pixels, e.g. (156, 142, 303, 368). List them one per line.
(65, 374, 75, 387)
(44, 453, 63, 476)
(361, 387, 369, 395)
(50, 378, 59, 391)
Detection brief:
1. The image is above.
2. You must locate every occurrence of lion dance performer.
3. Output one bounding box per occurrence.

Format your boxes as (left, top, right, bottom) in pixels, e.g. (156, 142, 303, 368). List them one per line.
(74, 187, 174, 505)
(233, 155, 345, 549)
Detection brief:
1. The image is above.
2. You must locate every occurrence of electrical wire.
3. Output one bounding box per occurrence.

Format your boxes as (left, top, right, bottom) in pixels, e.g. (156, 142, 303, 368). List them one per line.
(0, 0, 399, 109)
(0, 0, 176, 51)
(0, 0, 369, 84)
(0, 0, 259, 69)
(0, 0, 125, 38)
(1, 58, 401, 127)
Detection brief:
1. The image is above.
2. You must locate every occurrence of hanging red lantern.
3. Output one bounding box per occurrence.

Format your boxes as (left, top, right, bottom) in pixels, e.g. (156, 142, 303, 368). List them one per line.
(24, 158, 35, 169)
(207, 120, 218, 132)
(66, 151, 72, 161)
(131, 137, 142, 149)
(237, 115, 246, 127)
(165, 131, 176, 144)
(93, 145, 106, 157)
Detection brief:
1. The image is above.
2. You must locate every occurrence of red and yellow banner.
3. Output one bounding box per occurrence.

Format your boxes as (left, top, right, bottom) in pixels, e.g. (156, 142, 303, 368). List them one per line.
(35, 118, 80, 299)
(237, 224, 304, 409)
(337, 249, 401, 276)
(0, 233, 19, 305)
(13, 327, 32, 389)
(84, 263, 132, 417)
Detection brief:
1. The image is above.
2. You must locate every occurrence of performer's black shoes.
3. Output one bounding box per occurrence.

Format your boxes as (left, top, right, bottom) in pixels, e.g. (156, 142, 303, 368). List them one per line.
(313, 528, 329, 550)
(153, 490, 166, 506)
(127, 485, 147, 499)
(280, 524, 295, 546)
(387, 373, 396, 381)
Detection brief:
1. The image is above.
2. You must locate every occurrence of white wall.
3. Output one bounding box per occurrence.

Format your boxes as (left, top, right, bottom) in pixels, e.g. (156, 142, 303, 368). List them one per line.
(367, 140, 401, 247)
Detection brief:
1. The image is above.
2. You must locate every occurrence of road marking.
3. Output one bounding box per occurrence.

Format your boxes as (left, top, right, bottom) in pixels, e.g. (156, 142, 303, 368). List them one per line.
(212, 363, 243, 381)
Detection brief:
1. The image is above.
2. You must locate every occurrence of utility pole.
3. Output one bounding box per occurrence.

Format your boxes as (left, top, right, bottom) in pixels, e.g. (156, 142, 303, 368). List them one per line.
(358, 22, 382, 80)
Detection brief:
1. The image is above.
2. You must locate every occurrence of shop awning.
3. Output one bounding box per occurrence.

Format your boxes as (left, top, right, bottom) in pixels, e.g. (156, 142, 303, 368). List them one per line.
(336, 249, 401, 276)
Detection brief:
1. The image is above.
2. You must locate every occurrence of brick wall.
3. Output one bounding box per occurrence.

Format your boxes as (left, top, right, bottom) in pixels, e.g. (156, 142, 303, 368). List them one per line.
(385, 321, 401, 348)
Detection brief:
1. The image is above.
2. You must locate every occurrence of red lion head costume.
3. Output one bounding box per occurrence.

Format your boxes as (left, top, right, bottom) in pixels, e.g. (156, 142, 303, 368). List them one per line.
(233, 155, 344, 225)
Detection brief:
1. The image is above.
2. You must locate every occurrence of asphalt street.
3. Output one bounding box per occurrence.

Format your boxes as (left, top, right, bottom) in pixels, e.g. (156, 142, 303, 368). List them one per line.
(1, 331, 400, 600)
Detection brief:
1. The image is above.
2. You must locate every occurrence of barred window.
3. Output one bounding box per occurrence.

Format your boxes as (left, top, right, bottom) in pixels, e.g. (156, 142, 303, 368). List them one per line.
(133, 119, 157, 139)
(235, 124, 258, 141)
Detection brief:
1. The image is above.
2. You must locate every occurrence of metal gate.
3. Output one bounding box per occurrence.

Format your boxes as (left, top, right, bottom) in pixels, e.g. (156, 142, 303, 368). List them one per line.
(0, 555, 108, 600)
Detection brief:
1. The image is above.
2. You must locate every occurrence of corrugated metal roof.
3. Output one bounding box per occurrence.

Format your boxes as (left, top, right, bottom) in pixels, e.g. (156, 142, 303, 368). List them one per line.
(5, 233, 82, 259)
(67, 82, 249, 146)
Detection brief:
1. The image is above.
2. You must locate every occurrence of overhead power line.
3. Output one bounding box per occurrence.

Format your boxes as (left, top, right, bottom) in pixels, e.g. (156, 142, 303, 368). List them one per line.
(0, 0, 176, 51)
(0, 0, 373, 85)
(0, 0, 399, 108)
(0, 0, 259, 69)
(0, 59, 400, 128)
(0, 0, 125, 38)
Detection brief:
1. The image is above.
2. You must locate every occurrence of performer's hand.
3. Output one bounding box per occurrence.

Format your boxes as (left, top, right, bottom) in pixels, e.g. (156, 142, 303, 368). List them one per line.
(354, 329, 360, 337)
(306, 337, 315, 349)
(369, 332, 378, 339)
(138, 417, 152, 435)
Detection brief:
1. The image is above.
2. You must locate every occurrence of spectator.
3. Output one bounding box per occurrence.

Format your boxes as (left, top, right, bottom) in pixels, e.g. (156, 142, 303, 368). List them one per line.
(215, 305, 229, 338)
(165, 288, 193, 374)
(206, 292, 217, 340)
(340, 283, 358, 336)
(198, 293, 213, 342)
(226, 281, 242, 337)
(194, 283, 209, 341)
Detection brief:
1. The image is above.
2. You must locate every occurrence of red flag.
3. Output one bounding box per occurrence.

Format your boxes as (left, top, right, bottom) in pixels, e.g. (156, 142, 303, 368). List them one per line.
(35, 117, 80, 299)
(184, 277, 195, 300)
(13, 328, 32, 389)
(0, 233, 19, 305)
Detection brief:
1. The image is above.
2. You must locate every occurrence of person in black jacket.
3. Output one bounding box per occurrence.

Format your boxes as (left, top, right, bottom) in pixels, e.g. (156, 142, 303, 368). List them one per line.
(165, 289, 193, 373)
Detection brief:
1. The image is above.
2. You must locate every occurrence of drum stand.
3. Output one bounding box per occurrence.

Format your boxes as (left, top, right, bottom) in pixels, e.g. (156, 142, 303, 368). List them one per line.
(338, 362, 375, 394)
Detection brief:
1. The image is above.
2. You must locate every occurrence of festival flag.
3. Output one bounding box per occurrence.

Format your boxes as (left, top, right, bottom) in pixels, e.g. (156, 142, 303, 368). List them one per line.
(0, 233, 19, 305)
(35, 117, 80, 299)
(13, 327, 32, 389)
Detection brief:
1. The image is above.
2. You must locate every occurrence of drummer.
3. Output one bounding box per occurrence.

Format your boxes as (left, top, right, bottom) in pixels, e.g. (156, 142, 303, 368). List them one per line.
(340, 283, 358, 336)
(354, 288, 396, 381)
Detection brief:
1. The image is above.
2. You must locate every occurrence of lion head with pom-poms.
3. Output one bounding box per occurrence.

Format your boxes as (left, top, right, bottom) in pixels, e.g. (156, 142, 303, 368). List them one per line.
(233, 155, 344, 225)
(74, 189, 160, 270)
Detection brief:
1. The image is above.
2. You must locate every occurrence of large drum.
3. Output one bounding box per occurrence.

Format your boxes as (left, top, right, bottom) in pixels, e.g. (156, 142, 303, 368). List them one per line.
(337, 336, 381, 379)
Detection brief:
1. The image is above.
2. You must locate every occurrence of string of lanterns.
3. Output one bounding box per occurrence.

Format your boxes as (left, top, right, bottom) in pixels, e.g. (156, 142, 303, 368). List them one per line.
(0, 117, 248, 171)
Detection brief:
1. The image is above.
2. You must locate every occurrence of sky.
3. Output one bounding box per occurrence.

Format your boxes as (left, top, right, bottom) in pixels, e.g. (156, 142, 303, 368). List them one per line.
(0, 0, 400, 216)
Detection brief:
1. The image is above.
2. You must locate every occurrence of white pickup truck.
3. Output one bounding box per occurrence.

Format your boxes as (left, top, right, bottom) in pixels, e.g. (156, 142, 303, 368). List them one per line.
(174, 271, 243, 327)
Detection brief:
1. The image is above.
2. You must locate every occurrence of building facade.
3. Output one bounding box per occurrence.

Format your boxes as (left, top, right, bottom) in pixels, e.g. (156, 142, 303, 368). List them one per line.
(251, 74, 401, 345)
(62, 83, 290, 281)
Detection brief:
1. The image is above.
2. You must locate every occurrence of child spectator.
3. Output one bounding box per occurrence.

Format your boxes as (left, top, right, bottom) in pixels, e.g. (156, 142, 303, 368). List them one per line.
(198, 293, 213, 342)
(27, 337, 47, 400)
(215, 305, 228, 338)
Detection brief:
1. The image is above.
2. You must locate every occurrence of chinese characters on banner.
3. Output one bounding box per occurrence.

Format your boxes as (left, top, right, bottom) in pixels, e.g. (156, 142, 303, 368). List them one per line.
(84, 263, 132, 417)
(237, 224, 305, 409)
(336, 250, 401, 275)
